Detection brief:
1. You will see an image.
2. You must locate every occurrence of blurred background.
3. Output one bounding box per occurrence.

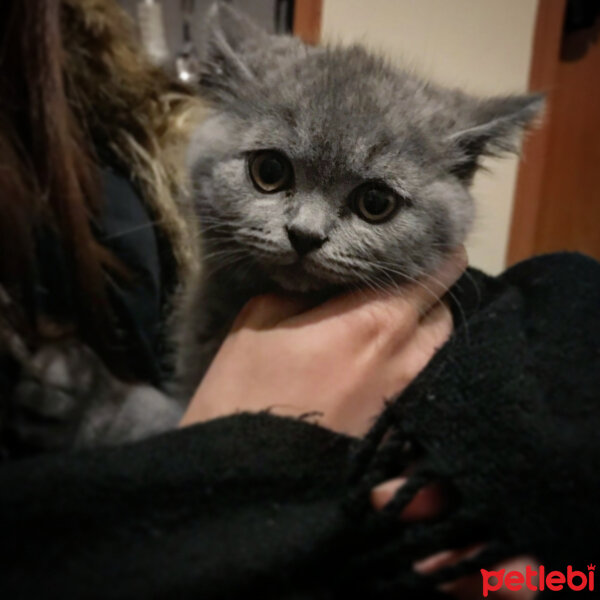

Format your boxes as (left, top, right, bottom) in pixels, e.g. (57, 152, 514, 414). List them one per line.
(119, 0, 600, 274)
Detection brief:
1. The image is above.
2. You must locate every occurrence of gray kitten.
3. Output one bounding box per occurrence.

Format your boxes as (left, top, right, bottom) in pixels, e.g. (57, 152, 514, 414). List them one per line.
(174, 3, 542, 397)
(9, 3, 542, 448)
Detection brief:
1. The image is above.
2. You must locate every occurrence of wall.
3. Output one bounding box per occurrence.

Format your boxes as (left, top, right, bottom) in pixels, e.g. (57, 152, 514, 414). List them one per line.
(321, 0, 539, 273)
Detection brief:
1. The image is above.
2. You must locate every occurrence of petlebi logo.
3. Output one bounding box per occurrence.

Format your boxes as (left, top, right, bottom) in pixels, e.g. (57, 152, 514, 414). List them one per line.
(481, 564, 595, 597)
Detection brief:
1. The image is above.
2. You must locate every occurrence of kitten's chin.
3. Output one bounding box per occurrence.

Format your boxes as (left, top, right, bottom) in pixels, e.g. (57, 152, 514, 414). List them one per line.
(269, 266, 331, 293)
(266, 260, 351, 294)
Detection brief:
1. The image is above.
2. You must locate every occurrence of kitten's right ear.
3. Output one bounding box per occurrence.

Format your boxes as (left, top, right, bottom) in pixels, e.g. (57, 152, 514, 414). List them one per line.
(446, 93, 545, 183)
(200, 2, 268, 99)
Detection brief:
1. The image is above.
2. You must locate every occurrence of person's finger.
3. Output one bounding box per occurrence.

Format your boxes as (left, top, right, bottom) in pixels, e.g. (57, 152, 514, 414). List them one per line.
(231, 293, 309, 331)
(415, 301, 453, 353)
(440, 555, 539, 600)
(413, 544, 485, 575)
(390, 301, 453, 370)
(370, 478, 406, 511)
(371, 301, 453, 399)
(370, 477, 445, 520)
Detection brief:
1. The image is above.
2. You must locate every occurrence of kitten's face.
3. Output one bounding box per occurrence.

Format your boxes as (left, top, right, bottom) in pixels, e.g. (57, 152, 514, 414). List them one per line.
(188, 4, 542, 293)
(190, 110, 472, 293)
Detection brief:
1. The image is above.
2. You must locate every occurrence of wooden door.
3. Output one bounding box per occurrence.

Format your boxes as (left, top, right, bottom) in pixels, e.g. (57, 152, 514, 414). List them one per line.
(507, 0, 600, 265)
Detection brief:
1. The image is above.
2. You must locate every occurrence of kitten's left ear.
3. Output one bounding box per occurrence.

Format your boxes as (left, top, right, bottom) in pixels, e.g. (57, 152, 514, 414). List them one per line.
(199, 2, 269, 99)
(448, 93, 545, 182)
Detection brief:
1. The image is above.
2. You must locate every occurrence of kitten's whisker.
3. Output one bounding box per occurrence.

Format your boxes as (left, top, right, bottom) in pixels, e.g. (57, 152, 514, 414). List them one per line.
(102, 219, 164, 240)
(340, 255, 470, 339)
(383, 268, 449, 316)
(203, 248, 249, 262)
(209, 254, 251, 274)
(200, 248, 250, 268)
(197, 222, 233, 232)
(324, 255, 459, 320)
(350, 258, 447, 318)
(370, 274, 435, 318)
(409, 267, 471, 343)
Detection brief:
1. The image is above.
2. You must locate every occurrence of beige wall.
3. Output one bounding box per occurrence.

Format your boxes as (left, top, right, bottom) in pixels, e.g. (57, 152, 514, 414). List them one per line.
(321, 0, 538, 273)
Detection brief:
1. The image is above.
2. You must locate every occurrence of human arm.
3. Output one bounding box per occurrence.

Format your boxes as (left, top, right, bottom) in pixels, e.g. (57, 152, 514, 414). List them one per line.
(181, 247, 466, 436)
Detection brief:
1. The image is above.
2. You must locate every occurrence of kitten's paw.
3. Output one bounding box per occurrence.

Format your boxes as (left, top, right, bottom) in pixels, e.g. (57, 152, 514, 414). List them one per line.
(9, 341, 125, 451)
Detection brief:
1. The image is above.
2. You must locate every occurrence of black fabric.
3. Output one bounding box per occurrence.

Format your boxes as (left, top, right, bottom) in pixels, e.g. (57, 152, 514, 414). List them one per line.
(34, 168, 171, 386)
(0, 252, 599, 598)
(348, 252, 600, 595)
(0, 414, 355, 599)
(95, 168, 170, 386)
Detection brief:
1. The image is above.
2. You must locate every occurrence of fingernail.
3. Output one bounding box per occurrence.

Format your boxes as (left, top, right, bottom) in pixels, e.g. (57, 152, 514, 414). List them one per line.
(370, 477, 406, 511)
(414, 543, 485, 575)
(414, 549, 458, 575)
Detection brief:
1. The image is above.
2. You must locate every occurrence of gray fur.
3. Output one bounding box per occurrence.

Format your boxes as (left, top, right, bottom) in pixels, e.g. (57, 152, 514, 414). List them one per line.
(10, 341, 182, 449)
(175, 2, 542, 396)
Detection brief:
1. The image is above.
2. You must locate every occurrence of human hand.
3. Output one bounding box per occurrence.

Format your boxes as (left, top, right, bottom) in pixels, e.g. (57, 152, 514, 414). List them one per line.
(180, 247, 467, 436)
(371, 479, 538, 599)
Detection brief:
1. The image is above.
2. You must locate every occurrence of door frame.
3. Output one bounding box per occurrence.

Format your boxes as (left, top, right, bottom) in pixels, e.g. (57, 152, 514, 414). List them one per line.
(505, 0, 567, 265)
(293, 0, 323, 44)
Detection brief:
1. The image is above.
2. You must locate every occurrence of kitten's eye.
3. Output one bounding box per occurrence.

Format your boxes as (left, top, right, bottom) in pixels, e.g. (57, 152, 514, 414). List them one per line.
(351, 184, 399, 223)
(249, 150, 293, 193)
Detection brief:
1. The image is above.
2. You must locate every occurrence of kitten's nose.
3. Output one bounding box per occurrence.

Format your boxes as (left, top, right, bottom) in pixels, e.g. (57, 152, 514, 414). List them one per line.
(286, 225, 328, 256)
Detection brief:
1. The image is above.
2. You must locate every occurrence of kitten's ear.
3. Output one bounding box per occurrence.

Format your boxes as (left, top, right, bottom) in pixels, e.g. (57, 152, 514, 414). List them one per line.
(200, 2, 268, 98)
(447, 93, 545, 182)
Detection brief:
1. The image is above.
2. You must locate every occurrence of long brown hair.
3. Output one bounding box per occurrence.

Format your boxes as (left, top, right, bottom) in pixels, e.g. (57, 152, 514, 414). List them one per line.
(0, 0, 205, 377)
(0, 0, 113, 351)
